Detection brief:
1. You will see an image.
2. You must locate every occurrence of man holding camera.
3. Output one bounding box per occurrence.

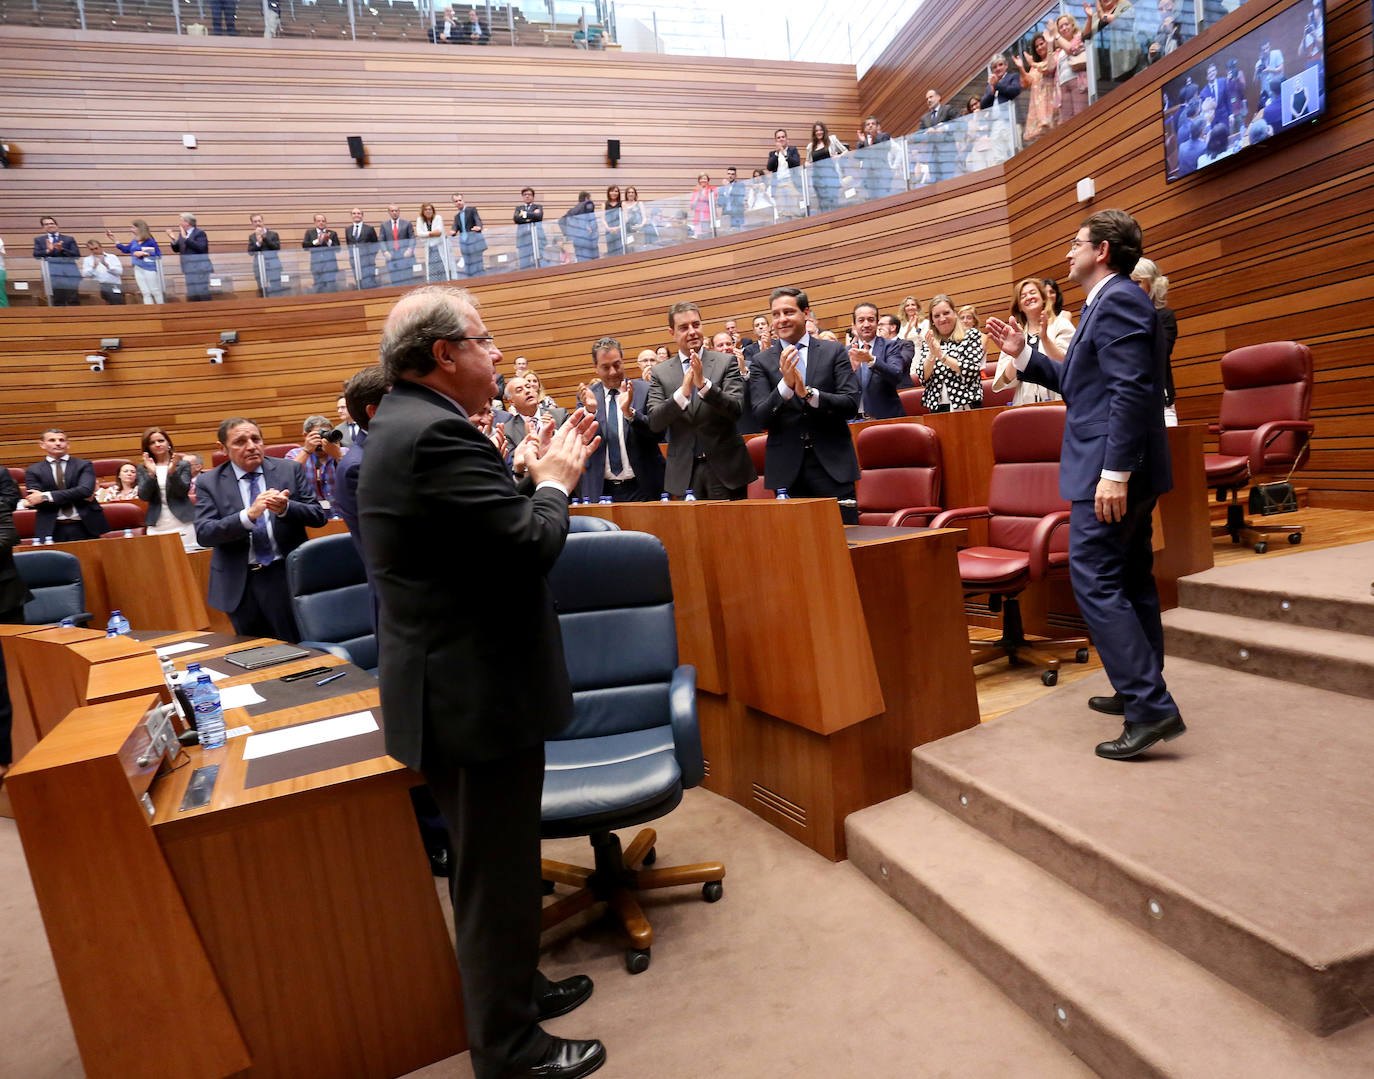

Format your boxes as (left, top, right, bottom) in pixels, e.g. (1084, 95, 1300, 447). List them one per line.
(286, 414, 345, 516)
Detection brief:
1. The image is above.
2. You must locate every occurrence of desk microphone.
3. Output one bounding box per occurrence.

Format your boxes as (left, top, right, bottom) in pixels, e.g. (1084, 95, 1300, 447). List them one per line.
(178, 729, 201, 747)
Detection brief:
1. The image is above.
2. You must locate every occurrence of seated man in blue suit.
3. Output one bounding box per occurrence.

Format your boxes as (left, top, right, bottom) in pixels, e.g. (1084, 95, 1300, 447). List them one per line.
(194, 417, 328, 642)
(576, 336, 664, 502)
(987, 208, 1183, 760)
(848, 303, 914, 420)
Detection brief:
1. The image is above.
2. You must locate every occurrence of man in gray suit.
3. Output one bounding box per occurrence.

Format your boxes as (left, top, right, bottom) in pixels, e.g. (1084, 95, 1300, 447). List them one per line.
(646, 301, 756, 499)
(502, 375, 569, 458)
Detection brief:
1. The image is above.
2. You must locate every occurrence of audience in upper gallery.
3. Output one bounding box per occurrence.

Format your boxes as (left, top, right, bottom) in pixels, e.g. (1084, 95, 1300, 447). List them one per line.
(304, 214, 340, 292)
(344, 208, 379, 289)
(23, 429, 110, 542)
(622, 186, 650, 250)
(417, 202, 450, 280)
(1082, 0, 1141, 90)
(33, 216, 81, 306)
(560, 193, 599, 262)
(1130, 257, 1179, 426)
(804, 122, 848, 212)
(981, 52, 1022, 108)
(247, 214, 284, 298)
(603, 186, 625, 256)
(137, 426, 199, 549)
(766, 128, 804, 210)
(689, 174, 716, 238)
(106, 220, 164, 304)
(97, 463, 140, 503)
(81, 240, 125, 305)
(914, 294, 985, 413)
(513, 187, 545, 270)
(1013, 33, 1059, 142)
(1047, 13, 1091, 122)
(717, 167, 747, 232)
(285, 415, 344, 517)
(167, 213, 212, 302)
(992, 278, 1071, 405)
(1147, 0, 1184, 64)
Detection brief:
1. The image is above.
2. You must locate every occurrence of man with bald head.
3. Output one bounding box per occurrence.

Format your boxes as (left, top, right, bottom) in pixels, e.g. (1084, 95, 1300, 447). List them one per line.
(359, 285, 606, 1079)
(345, 207, 379, 290)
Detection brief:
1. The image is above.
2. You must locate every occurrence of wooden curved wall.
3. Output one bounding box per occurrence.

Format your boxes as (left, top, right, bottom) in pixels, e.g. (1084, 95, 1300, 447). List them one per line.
(0, 26, 860, 242)
(2, 0, 1372, 507)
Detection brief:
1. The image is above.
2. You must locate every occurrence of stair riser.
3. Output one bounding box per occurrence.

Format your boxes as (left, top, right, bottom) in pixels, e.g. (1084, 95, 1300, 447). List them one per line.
(1177, 580, 1374, 639)
(846, 821, 1169, 1079)
(910, 752, 1360, 1035)
(1162, 625, 1374, 701)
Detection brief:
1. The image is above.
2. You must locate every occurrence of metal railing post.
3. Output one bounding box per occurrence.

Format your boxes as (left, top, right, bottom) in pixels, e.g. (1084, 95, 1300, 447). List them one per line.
(76, 0, 86, 30)
(173, 0, 182, 34)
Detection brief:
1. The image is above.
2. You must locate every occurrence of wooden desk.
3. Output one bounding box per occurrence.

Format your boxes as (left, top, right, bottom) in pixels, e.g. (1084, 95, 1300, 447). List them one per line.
(574, 500, 979, 859)
(6, 635, 465, 1079)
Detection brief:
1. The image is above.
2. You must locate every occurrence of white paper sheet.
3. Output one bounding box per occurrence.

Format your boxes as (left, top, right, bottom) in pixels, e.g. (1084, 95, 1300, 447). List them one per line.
(242, 710, 379, 761)
(218, 684, 266, 710)
(154, 641, 207, 658)
(225, 725, 253, 739)
(199, 666, 230, 682)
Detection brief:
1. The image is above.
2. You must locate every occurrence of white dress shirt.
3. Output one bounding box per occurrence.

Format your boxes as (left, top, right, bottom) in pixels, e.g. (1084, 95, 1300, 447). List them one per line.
(43, 455, 79, 520)
(230, 461, 281, 560)
(776, 334, 822, 407)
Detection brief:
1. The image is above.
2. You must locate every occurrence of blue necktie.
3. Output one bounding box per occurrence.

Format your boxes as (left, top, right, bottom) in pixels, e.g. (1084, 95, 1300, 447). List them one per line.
(795, 343, 807, 383)
(605, 389, 624, 474)
(246, 471, 275, 567)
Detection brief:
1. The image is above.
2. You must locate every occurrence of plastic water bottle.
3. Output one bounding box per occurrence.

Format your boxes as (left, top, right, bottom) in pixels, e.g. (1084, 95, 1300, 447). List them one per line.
(122, 528, 133, 538)
(659, 493, 670, 502)
(599, 495, 612, 505)
(684, 489, 697, 502)
(105, 609, 131, 638)
(570, 497, 581, 505)
(59, 616, 76, 628)
(775, 488, 790, 501)
(43, 536, 54, 545)
(193, 672, 226, 749)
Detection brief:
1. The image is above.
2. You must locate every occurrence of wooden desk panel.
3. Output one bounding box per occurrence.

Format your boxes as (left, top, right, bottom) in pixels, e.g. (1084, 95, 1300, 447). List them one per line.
(187, 548, 238, 635)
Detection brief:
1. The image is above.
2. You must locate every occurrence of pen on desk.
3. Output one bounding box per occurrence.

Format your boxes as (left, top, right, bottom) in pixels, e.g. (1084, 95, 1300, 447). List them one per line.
(316, 671, 347, 687)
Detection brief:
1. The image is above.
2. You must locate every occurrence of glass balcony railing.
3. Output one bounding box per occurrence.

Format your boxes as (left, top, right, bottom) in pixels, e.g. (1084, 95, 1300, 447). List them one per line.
(1, 104, 1022, 307)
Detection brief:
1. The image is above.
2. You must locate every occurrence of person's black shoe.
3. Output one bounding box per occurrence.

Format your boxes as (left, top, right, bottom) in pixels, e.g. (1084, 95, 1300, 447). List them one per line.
(1089, 692, 1125, 716)
(502, 1037, 606, 1079)
(536, 974, 594, 1021)
(1095, 714, 1187, 760)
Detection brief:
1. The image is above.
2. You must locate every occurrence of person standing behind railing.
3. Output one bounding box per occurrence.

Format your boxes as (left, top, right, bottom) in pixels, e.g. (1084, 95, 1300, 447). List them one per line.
(688, 173, 716, 238)
(1047, 13, 1090, 124)
(603, 185, 625, 256)
(107, 221, 164, 304)
(80, 239, 124, 305)
(1082, 0, 1140, 89)
(33, 216, 81, 306)
(803, 124, 847, 212)
(245, 214, 282, 298)
(416, 202, 449, 281)
(1014, 34, 1059, 142)
(0, 236, 7, 308)
(981, 53, 1022, 109)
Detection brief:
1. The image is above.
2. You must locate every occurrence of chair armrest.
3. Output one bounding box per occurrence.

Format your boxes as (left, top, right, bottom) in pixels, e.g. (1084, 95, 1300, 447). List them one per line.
(1028, 510, 1072, 580)
(299, 641, 353, 663)
(669, 665, 704, 790)
(884, 506, 943, 528)
(1207, 423, 1220, 435)
(1249, 420, 1314, 476)
(929, 505, 990, 529)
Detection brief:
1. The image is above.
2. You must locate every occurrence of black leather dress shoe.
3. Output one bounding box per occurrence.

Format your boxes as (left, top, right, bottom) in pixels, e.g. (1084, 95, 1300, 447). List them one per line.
(1095, 714, 1187, 759)
(502, 1036, 606, 1079)
(536, 974, 594, 1021)
(1089, 692, 1125, 716)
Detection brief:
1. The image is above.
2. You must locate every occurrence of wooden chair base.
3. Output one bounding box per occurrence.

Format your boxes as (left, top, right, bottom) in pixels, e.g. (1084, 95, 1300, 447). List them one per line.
(542, 826, 725, 972)
(969, 593, 1091, 686)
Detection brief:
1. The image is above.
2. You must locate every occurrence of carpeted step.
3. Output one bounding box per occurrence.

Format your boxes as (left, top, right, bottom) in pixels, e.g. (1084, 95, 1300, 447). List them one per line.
(1161, 607, 1374, 699)
(905, 660, 1374, 1036)
(847, 792, 1374, 1079)
(1178, 541, 1374, 638)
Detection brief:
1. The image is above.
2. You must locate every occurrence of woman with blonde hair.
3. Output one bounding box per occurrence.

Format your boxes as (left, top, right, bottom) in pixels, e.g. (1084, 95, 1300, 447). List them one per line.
(957, 303, 994, 366)
(1047, 13, 1090, 122)
(914, 294, 984, 412)
(898, 295, 927, 342)
(1130, 256, 1179, 425)
(993, 278, 1073, 404)
(106, 220, 164, 304)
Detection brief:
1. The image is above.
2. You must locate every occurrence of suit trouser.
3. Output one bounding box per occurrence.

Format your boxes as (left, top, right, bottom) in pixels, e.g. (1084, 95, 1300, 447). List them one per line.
(682, 457, 746, 501)
(423, 743, 552, 1079)
(783, 447, 859, 524)
(0, 604, 23, 765)
(1068, 475, 1176, 723)
(227, 560, 301, 643)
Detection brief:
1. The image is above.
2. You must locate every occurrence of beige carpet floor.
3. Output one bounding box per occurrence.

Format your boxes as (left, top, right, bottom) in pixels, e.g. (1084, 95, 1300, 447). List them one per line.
(1, 785, 1094, 1079)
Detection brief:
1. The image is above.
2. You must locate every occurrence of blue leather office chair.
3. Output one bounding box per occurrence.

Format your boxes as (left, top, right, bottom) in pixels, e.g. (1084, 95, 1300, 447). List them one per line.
(285, 533, 377, 675)
(568, 514, 620, 532)
(15, 550, 93, 626)
(540, 530, 724, 974)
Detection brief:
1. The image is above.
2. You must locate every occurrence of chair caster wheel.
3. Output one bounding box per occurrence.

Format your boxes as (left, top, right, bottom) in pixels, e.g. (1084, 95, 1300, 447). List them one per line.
(625, 948, 651, 974)
(641, 846, 656, 866)
(1288, 533, 1302, 545)
(702, 880, 724, 903)
(1254, 542, 1268, 554)
(542, 879, 555, 895)
(1075, 648, 1090, 663)
(1041, 670, 1058, 686)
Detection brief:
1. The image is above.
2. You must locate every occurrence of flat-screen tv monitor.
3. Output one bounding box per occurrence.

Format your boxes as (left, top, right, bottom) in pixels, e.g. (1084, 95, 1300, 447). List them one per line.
(1162, 0, 1325, 181)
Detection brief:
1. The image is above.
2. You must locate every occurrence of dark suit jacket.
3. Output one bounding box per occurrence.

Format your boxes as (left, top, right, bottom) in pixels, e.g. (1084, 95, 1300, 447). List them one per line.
(334, 431, 365, 562)
(170, 228, 212, 276)
(453, 207, 487, 253)
(303, 228, 339, 250)
(918, 104, 956, 129)
(247, 230, 281, 254)
(502, 407, 570, 456)
(24, 457, 109, 540)
(1020, 274, 1173, 502)
(767, 147, 801, 172)
(863, 336, 916, 420)
(345, 222, 379, 247)
(0, 470, 33, 615)
(578, 379, 665, 501)
(749, 337, 862, 487)
(981, 70, 1022, 108)
(136, 458, 195, 526)
(358, 379, 574, 769)
(646, 350, 756, 497)
(194, 456, 327, 614)
(33, 233, 82, 283)
(378, 217, 415, 256)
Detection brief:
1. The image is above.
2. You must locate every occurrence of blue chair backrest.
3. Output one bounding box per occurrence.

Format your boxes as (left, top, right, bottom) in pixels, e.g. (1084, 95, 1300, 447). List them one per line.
(568, 515, 620, 533)
(285, 534, 377, 672)
(548, 531, 677, 742)
(15, 550, 86, 625)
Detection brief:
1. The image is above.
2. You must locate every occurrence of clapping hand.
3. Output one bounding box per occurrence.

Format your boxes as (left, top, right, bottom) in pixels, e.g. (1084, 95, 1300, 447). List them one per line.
(263, 488, 290, 515)
(847, 343, 869, 371)
(577, 382, 597, 412)
(617, 383, 636, 418)
(780, 345, 807, 396)
(984, 317, 1027, 358)
(142, 451, 157, 471)
(528, 408, 601, 491)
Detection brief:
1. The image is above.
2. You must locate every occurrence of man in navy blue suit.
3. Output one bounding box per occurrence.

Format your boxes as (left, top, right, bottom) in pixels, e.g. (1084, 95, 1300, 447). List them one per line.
(576, 337, 664, 503)
(33, 216, 82, 306)
(194, 417, 327, 642)
(849, 303, 914, 420)
(23, 428, 109, 541)
(987, 209, 1183, 760)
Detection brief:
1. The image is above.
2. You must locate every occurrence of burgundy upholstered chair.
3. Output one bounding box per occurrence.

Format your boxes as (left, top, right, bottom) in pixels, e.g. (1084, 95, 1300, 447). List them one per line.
(898, 387, 927, 417)
(7, 466, 25, 494)
(982, 378, 1015, 408)
(745, 435, 771, 499)
(1204, 341, 1314, 554)
(211, 443, 300, 468)
(854, 423, 943, 527)
(99, 501, 147, 536)
(91, 458, 133, 481)
(930, 404, 1090, 686)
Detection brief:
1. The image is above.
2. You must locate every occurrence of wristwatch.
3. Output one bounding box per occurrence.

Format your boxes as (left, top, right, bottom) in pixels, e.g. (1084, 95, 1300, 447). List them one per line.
(805, 387, 819, 402)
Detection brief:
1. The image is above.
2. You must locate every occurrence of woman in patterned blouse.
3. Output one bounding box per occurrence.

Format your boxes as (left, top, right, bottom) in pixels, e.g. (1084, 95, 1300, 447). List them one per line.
(913, 294, 985, 412)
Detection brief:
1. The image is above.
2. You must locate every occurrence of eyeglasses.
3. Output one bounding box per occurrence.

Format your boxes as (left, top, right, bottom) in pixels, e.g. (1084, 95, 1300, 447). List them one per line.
(1068, 238, 1096, 250)
(446, 334, 498, 350)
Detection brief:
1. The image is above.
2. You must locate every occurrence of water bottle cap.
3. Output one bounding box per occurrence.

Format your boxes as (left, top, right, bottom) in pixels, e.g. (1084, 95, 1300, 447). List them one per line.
(197, 672, 212, 684)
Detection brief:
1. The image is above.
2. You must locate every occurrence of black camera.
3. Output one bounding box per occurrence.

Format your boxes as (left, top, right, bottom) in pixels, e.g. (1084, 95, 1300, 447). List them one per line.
(322, 425, 345, 444)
